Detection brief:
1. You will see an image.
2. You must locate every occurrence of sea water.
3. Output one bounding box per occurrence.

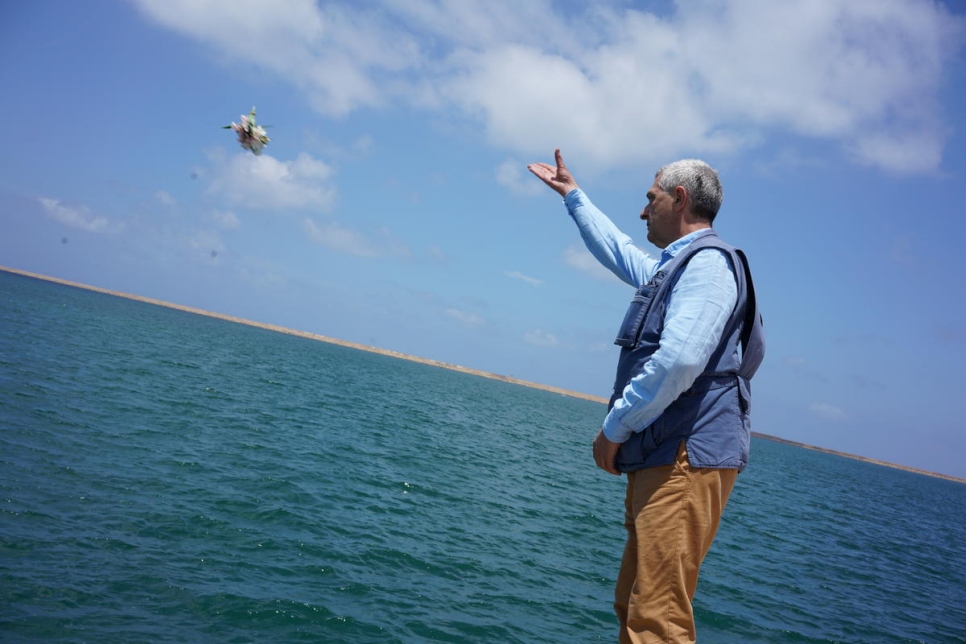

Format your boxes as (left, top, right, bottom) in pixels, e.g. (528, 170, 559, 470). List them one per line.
(1, 270, 964, 643)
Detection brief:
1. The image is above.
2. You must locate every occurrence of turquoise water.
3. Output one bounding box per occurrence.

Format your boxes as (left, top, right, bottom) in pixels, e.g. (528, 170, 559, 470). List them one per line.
(1, 270, 964, 643)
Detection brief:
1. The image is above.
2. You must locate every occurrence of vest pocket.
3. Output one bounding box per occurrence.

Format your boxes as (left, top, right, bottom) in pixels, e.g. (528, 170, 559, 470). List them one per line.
(654, 377, 740, 447)
(616, 426, 658, 468)
(613, 282, 659, 348)
(737, 376, 751, 414)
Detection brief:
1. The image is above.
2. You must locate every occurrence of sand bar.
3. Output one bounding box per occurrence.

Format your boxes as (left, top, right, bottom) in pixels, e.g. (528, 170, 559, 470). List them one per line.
(3, 265, 964, 485)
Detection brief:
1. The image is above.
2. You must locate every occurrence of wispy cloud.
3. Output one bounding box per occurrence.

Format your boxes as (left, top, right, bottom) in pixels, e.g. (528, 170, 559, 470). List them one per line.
(505, 270, 543, 287)
(135, 0, 965, 174)
(38, 198, 113, 233)
(935, 326, 966, 344)
(809, 402, 848, 421)
(155, 190, 176, 206)
(445, 308, 485, 327)
(209, 209, 240, 230)
(186, 229, 225, 260)
(784, 356, 830, 384)
(303, 218, 411, 258)
(889, 234, 922, 267)
(524, 328, 559, 348)
(425, 244, 450, 265)
(495, 158, 543, 196)
(563, 245, 622, 282)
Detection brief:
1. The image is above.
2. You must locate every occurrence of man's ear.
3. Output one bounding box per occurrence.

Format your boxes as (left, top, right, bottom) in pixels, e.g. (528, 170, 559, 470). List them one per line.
(673, 185, 688, 211)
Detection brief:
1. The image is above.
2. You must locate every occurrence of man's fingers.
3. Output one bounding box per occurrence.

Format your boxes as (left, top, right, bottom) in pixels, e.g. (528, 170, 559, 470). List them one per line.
(593, 434, 621, 476)
(592, 432, 621, 476)
(529, 153, 576, 197)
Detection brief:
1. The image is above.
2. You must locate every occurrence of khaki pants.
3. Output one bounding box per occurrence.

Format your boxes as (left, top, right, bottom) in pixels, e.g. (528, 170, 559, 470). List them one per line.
(615, 442, 738, 644)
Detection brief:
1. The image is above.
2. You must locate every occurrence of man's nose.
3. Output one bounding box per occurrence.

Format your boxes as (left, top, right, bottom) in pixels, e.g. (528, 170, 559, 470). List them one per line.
(640, 206, 649, 220)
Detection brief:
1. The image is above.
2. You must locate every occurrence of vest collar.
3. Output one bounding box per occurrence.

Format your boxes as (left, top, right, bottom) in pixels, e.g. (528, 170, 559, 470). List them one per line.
(658, 228, 717, 267)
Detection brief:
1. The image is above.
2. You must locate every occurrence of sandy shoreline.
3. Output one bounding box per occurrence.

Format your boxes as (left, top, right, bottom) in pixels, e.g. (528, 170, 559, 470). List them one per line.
(4, 265, 964, 485)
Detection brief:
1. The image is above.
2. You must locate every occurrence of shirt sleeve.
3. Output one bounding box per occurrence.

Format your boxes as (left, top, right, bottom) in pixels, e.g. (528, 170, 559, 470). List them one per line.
(564, 189, 657, 287)
(601, 248, 739, 443)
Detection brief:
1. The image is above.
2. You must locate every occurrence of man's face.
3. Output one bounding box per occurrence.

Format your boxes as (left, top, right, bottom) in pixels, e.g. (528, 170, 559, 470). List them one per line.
(640, 178, 677, 249)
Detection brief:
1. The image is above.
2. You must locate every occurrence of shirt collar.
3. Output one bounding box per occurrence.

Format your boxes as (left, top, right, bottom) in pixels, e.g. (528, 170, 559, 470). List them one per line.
(657, 228, 714, 268)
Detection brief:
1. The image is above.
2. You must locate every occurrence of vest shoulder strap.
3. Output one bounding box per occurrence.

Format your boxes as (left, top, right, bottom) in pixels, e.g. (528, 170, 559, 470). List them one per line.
(734, 248, 765, 379)
(658, 234, 764, 380)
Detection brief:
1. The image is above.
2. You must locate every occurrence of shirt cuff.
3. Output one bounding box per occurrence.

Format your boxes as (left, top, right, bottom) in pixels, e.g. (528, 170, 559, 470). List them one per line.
(601, 412, 633, 444)
(563, 188, 583, 207)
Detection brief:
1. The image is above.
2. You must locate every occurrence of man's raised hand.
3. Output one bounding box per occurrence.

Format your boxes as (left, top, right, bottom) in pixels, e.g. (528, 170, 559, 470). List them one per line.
(528, 149, 579, 197)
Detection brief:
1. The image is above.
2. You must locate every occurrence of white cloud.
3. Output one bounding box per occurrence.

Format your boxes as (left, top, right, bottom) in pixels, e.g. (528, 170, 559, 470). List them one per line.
(133, 0, 964, 174)
(524, 328, 559, 348)
(445, 308, 485, 327)
(187, 229, 225, 259)
(38, 198, 113, 233)
(303, 218, 411, 258)
(209, 209, 241, 230)
(809, 402, 848, 421)
(495, 158, 544, 196)
(504, 270, 543, 287)
(563, 245, 623, 282)
(386, 0, 577, 52)
(426, 244, 450, 265)
(589, 340, 611, 353)
(232, 255, 287, 290)
(155, 190, 176, 206)
(206, 151, 336, 212)
(848, 128, 945, 175)
(133, 0, 422, 117)
(681, 0, 960, 174)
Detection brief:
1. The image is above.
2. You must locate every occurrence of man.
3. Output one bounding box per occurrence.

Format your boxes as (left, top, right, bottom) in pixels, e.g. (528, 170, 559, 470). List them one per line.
(528, 150, 764, 643)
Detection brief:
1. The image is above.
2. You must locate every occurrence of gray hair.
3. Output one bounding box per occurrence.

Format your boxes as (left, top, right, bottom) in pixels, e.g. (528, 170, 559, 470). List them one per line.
(655, 159, 723, 222)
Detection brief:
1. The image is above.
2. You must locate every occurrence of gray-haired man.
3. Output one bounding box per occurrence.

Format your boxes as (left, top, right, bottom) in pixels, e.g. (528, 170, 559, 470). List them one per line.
(529, 150, 764, 643)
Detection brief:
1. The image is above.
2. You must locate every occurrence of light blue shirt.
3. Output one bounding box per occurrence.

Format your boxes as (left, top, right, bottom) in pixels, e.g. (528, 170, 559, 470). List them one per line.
(564, 189, 738, 444)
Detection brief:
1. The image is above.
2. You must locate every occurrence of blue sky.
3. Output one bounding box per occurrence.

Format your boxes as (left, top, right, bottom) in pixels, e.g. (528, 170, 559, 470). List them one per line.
(2, 0, 965, 478)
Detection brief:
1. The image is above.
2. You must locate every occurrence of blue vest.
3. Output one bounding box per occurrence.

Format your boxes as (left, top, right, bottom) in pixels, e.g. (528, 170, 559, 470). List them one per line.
(610, 229, 765, 472)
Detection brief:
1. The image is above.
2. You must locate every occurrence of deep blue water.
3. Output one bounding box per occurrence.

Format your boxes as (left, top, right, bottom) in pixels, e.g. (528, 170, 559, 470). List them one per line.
(1, 270, 964, 643)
